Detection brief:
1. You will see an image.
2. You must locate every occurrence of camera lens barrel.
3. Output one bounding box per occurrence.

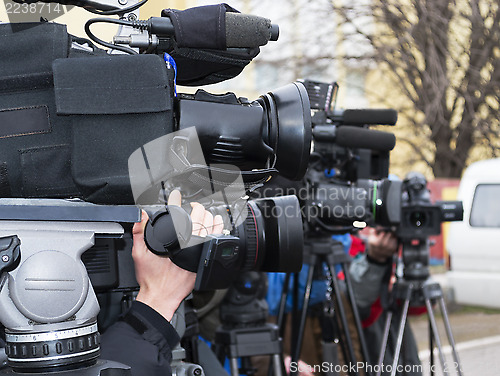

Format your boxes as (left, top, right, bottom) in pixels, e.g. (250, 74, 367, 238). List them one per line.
(242, 196, 304, 273)
(258, 82, 312, 181)
(177, 82, 312, 182)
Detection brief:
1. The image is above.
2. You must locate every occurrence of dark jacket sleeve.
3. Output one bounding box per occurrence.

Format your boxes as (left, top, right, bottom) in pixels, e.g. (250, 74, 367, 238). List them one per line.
(100, 301, 180, 376)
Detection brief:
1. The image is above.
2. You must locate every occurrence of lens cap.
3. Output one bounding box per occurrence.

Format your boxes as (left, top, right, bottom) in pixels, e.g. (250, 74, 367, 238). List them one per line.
(144, 206, 192, 256)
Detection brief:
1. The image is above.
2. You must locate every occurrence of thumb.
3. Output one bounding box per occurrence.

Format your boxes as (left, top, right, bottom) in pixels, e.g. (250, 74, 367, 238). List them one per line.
(133, 210, 149, 239)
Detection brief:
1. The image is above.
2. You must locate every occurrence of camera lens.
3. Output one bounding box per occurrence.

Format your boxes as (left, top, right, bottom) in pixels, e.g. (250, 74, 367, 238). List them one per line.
(256, 82, 312, 181)
(230, 195, 304, 273)
(178, 82, 312, 182)
(410, 211, 426, 228)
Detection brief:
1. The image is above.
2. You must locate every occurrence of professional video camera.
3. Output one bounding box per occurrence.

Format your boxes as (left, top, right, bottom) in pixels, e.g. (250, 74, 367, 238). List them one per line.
(298, 79, 401, 230)
(396, 171, 463, 279)
(0, 1, 311, 279)
(260, 80, 404, 375)
(397, 171, 463, 239)
(0, 2, 311, 375)
(298, 80, 462, 237)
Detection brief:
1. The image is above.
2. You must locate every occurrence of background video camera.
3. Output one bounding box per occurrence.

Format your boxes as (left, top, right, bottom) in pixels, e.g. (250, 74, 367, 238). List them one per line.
(297, 79, 401, 230)
(397, 172, 463, 239)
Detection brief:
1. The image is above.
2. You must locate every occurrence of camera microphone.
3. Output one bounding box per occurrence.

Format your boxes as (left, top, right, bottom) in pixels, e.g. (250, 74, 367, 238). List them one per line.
(336, 126, 396, 151)
(225, 13, 279, 47)
(112, 13, 279, 50)
(313, 125, 396, 151)
(330, 109, 398, 126)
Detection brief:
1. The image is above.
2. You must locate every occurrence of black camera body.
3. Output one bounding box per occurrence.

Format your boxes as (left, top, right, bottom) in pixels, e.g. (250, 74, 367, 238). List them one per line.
(0, 19, 312, 292)
(397, 172, 463, 239)
(298, 80, 401, 230)
(0, 22, 311, 205)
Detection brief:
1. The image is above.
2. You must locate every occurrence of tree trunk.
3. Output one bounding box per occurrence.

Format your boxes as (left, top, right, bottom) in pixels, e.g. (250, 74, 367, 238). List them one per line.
(432, 149, 464, 178)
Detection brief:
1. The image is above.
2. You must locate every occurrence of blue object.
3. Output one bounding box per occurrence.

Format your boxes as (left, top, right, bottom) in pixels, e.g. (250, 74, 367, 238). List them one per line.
(266, 233, 352, 316)
(163, 52, 177, 95)
(324, 168, 336, 178)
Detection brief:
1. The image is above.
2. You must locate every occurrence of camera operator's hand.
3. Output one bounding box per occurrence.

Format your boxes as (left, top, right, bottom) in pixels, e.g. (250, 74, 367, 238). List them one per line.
(366, 227, 399, 263)
(132, 190, 224, 321)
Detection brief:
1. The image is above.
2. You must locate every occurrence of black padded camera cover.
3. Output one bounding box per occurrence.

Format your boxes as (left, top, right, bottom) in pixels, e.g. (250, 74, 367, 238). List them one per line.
(0, 22, 174, 204)
(161, 4, 260, 86)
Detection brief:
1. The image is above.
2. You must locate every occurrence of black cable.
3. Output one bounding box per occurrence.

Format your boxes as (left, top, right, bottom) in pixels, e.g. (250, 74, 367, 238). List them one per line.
(312, 217, 355, 234)
(84, 18, 139, 54)
(84, 0, 148, 15)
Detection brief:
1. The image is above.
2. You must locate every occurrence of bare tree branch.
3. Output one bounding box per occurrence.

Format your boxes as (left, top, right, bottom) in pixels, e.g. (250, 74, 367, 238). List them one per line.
(328, 0, 500, 178)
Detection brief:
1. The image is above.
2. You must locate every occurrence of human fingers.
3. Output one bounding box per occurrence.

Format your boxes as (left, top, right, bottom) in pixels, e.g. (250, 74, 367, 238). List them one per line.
(213, 215, 224, 234)
(132, 210, 149, 257)
(190, 202, 206, 236)
(167, 189, 182, 206)
(132, 210, 148, 237)
(200, 211, 213, 237)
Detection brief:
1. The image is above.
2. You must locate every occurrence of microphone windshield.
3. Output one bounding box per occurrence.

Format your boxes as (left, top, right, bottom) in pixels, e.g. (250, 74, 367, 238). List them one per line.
(339, 109, 398, 126)
(226, 13, 277, 48)
(336, 126, 396, 151)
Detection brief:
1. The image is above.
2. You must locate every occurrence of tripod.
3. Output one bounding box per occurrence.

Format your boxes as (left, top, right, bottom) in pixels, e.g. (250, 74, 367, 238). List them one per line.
(277, 235, 372, 376)
(376, 239, 463, 376)
(213, 272, 285, 376)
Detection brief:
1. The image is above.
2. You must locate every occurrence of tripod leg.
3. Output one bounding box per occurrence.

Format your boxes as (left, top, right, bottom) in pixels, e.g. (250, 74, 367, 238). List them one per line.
(343, 266, 373, 374)
(291, 271, 300, 355)
(291, 259, 317, 375)
(267, 352, 286, 376)
(276, 272, 291, 339)
(322, 340, 340, 376)
(390, 286, 412, 376)
(429, 319, 435, 376)
(271, 354, 283, 376)
(424, 298, 449, 376)
(268, 273, 290, 376)
(230, 357, 240, 376)
(376, 311, 393, 376)
(327, 264, 359, 376)
(438, 297, 463, 376)
(267, 351, 287, 376)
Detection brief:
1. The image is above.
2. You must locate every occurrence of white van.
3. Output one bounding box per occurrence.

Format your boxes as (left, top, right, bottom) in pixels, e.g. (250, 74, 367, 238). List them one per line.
(446, 158, 500, 308)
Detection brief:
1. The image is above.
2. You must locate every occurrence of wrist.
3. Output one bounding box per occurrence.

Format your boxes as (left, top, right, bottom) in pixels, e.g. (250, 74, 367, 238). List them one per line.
(136, 290, 183, 321)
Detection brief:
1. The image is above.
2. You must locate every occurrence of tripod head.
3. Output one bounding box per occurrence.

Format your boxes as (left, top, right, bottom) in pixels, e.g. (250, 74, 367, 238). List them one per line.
(219, 272, 269, 327)
(0, 199, 139, 374)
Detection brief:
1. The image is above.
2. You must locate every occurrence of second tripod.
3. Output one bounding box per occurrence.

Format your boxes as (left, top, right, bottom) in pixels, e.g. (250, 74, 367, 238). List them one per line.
(376, 238, 463, 376)
(277, 236, 372, 376)
(213, 272, 285, 376)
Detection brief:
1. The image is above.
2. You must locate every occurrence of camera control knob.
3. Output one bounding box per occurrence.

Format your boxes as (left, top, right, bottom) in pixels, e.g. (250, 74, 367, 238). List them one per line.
(0, 236, 21, 274)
